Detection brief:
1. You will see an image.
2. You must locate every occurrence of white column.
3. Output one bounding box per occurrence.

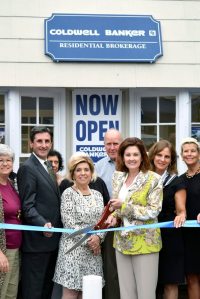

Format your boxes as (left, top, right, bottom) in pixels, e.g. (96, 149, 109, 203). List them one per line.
(129, 88, 141, 138)
(53, 88, 67, 174)
(6, 89, 21, 172)
(176, 90, 190, 174)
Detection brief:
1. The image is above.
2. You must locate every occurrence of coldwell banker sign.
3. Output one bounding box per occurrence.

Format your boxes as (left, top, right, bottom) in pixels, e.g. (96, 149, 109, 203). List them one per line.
(45, 14, 163, 62)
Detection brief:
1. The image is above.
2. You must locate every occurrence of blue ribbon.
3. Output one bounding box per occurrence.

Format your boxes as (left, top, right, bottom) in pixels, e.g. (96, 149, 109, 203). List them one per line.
(0, 220, 199, 235)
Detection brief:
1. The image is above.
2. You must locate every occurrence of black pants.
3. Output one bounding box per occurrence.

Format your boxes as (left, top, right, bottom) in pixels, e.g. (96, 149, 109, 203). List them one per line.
(21, 251, 57, 299)
(102, 232, 120, 299)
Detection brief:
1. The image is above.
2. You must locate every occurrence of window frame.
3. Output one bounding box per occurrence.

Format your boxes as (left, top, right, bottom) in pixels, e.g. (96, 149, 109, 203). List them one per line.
(5, 87, 66, 171)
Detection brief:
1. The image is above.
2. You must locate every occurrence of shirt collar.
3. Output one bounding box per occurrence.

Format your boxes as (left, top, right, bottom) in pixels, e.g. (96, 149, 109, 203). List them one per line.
(108, 157, 115, 163)
(33, 152, 46, 167)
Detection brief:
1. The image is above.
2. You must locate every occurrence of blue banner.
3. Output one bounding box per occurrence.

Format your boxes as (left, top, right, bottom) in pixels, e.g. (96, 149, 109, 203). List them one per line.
(45, 14, 163, 62)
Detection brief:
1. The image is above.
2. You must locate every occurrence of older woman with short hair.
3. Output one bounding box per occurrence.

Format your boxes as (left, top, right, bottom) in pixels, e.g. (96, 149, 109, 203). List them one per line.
(0, 144, 22, 298)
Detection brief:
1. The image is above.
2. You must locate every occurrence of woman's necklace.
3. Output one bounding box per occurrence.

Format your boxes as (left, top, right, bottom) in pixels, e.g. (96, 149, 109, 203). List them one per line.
(73, 184, 90, 195)
(185, 166, 200, 178)
(73, 185, 96, 207)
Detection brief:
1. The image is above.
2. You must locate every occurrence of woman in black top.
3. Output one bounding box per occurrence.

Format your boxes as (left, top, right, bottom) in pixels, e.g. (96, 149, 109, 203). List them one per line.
(149, 140, 186, 299)
(180, 137, 200, 299)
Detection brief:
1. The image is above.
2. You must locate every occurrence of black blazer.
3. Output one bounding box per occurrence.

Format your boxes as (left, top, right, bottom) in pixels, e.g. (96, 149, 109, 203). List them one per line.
(17, 154, 61, 253)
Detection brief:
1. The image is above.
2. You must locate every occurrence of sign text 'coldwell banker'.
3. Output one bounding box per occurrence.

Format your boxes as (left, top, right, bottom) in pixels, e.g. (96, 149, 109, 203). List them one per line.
(45, 14, 163, 62)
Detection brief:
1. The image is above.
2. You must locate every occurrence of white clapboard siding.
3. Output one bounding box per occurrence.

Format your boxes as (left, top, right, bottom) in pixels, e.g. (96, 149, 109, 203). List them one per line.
(1, 63, 200, 88)
(0, 0, 200, 87)
(0, 0, 200, 20)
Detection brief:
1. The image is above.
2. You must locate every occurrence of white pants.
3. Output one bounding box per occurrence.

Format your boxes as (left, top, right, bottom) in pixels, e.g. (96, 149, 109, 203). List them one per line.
(116, 250, 159, 299)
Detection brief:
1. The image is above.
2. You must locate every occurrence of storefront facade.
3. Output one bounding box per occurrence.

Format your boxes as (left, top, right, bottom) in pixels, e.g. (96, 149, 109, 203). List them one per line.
(0, 0, 200, 174)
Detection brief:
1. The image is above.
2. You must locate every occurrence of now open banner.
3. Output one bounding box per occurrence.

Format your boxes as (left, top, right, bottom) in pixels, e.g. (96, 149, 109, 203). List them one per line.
(72, 89, 122, 162)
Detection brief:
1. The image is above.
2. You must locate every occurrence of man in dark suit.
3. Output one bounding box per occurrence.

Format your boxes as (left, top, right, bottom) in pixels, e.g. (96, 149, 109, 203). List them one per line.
(17, 126, 61, 299)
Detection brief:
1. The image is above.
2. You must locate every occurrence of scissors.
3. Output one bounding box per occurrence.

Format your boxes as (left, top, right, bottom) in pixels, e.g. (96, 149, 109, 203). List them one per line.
(65, 201, 113, 254)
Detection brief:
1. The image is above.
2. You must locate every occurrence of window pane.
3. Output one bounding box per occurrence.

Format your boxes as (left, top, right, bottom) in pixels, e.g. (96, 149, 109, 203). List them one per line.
(21, 126, 34, 153)
(0, 95, 5, 123)
(39, 97, 53, 125)
(192, 95, 200, 122)
(160, 125, 176, 146)
(191, 125, 200, 142)
(21, 97, 36, 124)
(141, 97, 157, 123)
(160, 96, 176, 123)
(141, 125, 157, 150)
(0, 126, 5, 143)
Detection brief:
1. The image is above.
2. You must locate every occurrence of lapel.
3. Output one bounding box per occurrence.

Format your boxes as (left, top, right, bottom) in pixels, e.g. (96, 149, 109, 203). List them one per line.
(126, 171, 149, 191)
(112, 171, 126, 197)
(30, 154, 60, 196)
(113, 170, 150, 203)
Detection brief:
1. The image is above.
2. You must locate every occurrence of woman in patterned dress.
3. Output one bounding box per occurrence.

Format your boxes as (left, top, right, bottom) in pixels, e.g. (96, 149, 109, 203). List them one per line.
(106, 137, 163, 299)
(180, 137, 200, 299)
(53, 154, 105, 299)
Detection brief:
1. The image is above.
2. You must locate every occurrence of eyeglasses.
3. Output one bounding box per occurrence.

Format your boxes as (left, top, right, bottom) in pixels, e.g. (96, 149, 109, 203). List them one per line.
(0, 159, 13, 165)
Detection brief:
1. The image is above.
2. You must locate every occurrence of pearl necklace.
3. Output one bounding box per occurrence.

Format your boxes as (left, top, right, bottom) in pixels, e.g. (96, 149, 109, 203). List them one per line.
(185, 166, 200, 179)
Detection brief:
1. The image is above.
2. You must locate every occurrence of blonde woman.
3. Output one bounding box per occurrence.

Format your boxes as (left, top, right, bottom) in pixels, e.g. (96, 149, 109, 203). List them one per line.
(180, 137, 200, 299)
(53, 154, 105, 299)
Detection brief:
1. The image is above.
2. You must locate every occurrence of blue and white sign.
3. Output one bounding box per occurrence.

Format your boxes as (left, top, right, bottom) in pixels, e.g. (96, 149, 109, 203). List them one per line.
(45, 14, 163, 62)
(72, 89, 122, 162)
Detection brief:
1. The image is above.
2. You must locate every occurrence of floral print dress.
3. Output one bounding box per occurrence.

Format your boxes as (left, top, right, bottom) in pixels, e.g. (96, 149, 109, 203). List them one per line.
(53, 187, 104, 291)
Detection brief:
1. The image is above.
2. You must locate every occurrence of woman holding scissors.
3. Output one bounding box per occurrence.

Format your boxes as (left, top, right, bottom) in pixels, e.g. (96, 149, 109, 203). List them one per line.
(53, 153, 105, 299)
(106, 137, 163, 299)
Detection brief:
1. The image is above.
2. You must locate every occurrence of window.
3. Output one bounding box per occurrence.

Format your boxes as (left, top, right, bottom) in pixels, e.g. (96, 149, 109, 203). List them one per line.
(191, 94, 200, 141)
(21, 96, 54, 154)
(141, 96, 176, 150)
(0, 95, 5, 143)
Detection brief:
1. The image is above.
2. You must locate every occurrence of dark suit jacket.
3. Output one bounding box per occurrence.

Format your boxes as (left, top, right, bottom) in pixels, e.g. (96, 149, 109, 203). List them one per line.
(17, 154, 61, 253)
